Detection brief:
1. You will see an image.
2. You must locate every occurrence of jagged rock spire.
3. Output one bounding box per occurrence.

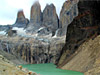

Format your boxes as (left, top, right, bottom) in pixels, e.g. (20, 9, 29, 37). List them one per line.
(42, 3, 59, 35)
(17, 10, 25, 19)
(14, 10, 29, 28)
(30, 1, 42, 24)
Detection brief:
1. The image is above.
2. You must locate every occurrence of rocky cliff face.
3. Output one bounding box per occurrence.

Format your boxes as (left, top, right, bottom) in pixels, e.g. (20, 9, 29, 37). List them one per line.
(0, 36, 65, 64)
(30, 1, 42, 24)
(42, 4, 59, 36)
(59, 0, 79, 36)
(13, 10, 29, 28)
(26, 1, 42, 34)
(26, 2, 59, 36)
(58, 0, 100, 73)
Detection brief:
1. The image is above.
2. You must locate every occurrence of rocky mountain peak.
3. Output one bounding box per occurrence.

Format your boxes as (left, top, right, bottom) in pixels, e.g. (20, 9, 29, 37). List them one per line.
(26, 1, 42, 34)
(13, 10, 29, 28)
(42, 3, 59, 35)
(17, 10, 25, 19)
(43, 3, 57, 21)
(25, 0, 79, 36)
(30, 1, 42, 24)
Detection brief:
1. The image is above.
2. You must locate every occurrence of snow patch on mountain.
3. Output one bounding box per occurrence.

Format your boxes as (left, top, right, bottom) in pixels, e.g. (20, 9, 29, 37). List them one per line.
(0, 31, 6, 35)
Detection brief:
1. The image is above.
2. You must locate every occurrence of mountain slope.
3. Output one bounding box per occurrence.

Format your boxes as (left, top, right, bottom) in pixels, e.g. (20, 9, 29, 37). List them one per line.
(0, 50, 27, 64)
(59, 35, 100, 74)
(0, 55, 37, 75)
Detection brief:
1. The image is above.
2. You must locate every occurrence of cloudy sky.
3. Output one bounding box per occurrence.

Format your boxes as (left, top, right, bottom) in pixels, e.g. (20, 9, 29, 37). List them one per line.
(0, 0, 66, 25)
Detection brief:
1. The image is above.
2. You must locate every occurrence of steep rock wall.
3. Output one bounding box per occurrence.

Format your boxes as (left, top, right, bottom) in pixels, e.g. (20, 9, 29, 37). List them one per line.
(0, 36, 65, 64)
(59, 0, 79, 36)
(42, 4, 59, 36)
(58, 0, 100, 73)
(26, 1, 42, 33)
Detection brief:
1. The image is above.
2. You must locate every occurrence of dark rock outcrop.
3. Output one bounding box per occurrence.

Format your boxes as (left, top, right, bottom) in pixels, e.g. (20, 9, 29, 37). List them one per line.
(13, 10, 29, 28)
(58, 0, 100, 72)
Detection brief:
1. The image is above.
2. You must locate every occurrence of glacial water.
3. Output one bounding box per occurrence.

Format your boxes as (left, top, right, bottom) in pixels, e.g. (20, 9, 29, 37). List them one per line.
(22, 63, 83, 75)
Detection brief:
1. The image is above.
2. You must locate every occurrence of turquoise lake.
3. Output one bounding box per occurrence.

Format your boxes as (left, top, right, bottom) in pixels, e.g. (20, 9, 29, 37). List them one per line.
(22, 63, 84, 75)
